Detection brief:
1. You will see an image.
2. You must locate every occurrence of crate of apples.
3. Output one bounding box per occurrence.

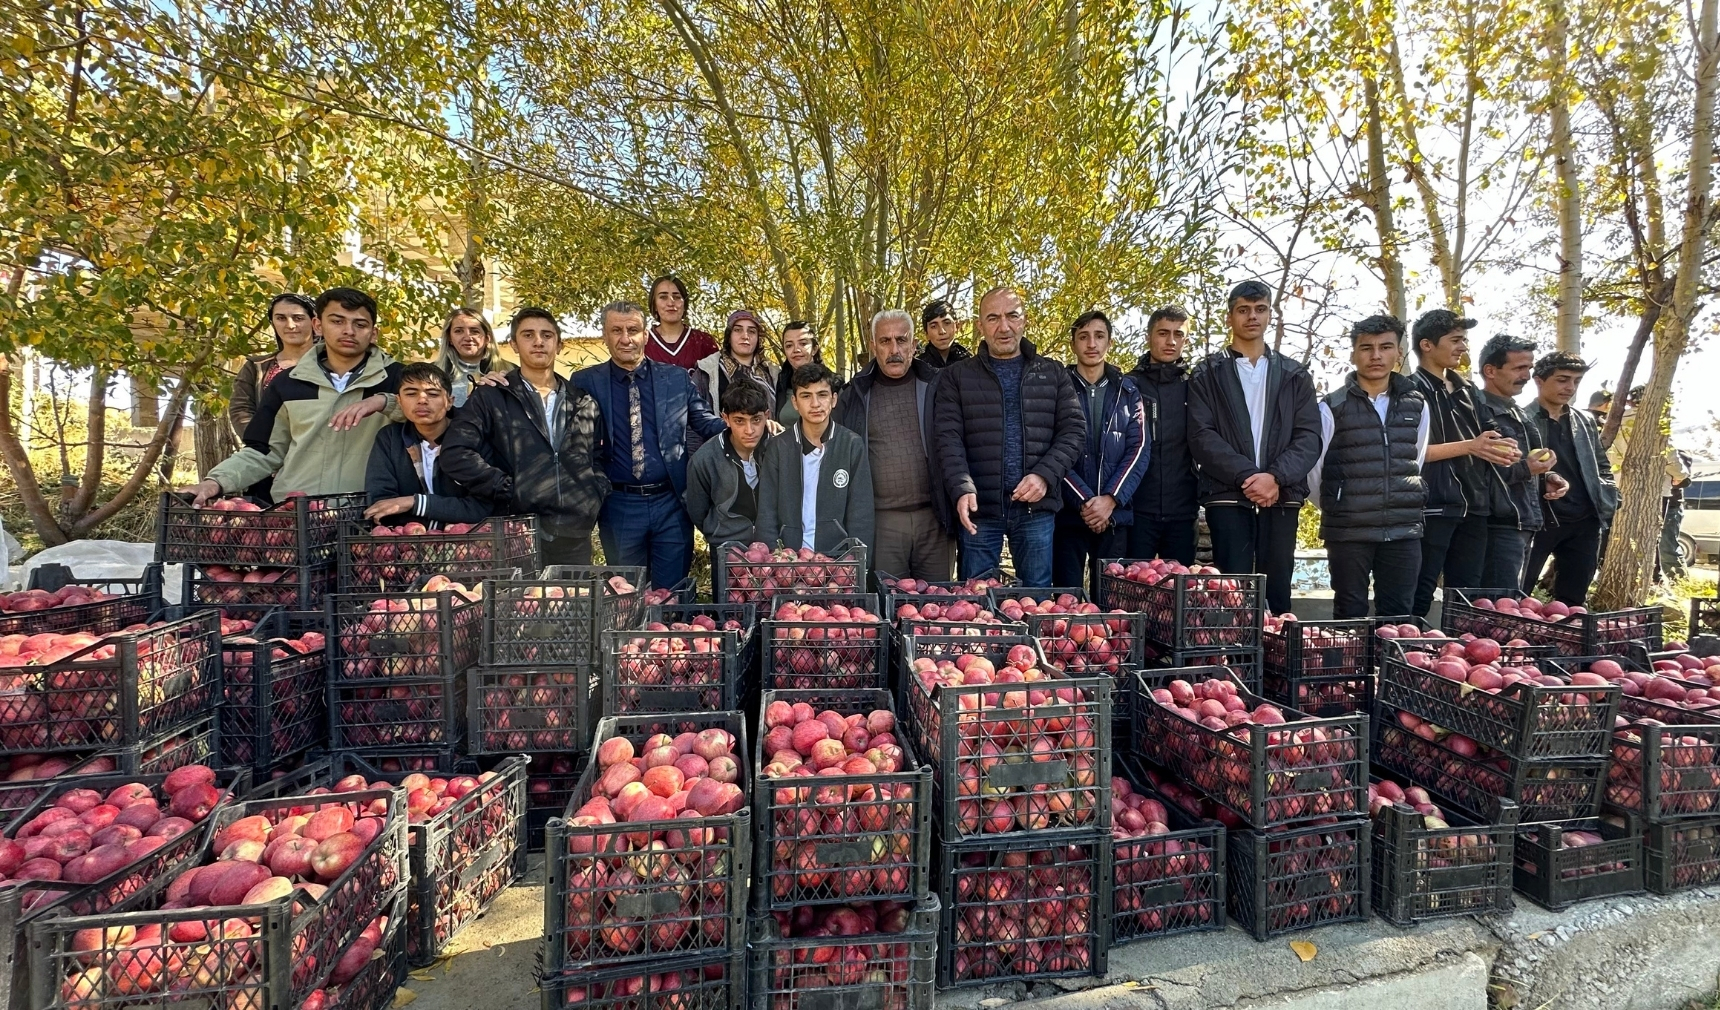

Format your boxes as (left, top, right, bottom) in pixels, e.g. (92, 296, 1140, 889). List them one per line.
(751, 898, 938, 1010)
(329, 578, 483, 680)
(339, 516, 537, 593)
(220, 613, 327, 772)
(1512, 816, 1644, 910)
(600, 604, 755, 717)
(1109, 763, 1224, 945)
(716, 540, 865, 605)
(939, 838, 1105, 986)
(1097, 560, 1264, 650)
(1446, 589, 1663, 657)
(157, 490, 363, 567)
(1368, 775, 1518, 926)
(1261, 614, 1373, 716)
(764, 596, 887, 690)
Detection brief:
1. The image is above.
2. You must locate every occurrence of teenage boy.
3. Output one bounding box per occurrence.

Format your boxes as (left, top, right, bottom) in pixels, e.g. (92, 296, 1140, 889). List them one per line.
(1127, 305, 1199, 564)
(1053, 310, 1149, 591)
(915, 299, 971, 369)
(1306, 316, 1428, 618)
(757, 363, 875, 554)
(1475, 334, 1567, 589)
(363, 362, 492, 525)
(1186, 280, 1322, 615)
(685, 381, 774, 547)
(1525, 351, 1618, 605)
(1408, 309, 1520, 616)
(190, 287, 402, 503)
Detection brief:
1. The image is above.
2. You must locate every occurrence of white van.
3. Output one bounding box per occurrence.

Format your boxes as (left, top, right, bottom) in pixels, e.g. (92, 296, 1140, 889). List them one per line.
(1679, 460, 1720, 564)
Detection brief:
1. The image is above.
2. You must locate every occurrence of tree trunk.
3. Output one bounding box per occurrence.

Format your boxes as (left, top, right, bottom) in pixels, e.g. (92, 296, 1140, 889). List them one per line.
(1361, 43, 1407, 320)
(1599, 279, 1670, 449)
(0, 353, 68, 546)
(193, 399, 236, 477)
(1547, 0, 1583, 353)
(1592, 0, 1717, 610)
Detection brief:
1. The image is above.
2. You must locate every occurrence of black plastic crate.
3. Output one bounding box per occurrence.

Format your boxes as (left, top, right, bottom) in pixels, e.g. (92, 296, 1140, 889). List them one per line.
(220, 610, 327, 772)
(1607, 718, 1720, 821)
(1641, 813, 1720, 894)
(898, 633, 1111, 841)
(1227, 816, 1370, 939)
(1025, 610, 1145, 676)
(331, 673, 467, 751)
(0, 567, 162, 638)
(1377, 637, 1617, 760)
(1129, 667, 1367, 829)
(540, 950, 746, 1010)
(762, 593, 889, 690)
(600, 607, 757, 718)
(483, 572, 640, 670)
(468, 666, 594, 755)
(1370, 790, 1518, 926)
(100, 711, 222, 776)
(1262, 617, 1373, 716)
(542, 711, 750, 974)
(1372, 700, 1606, 822)
(714, 539, 868, 606)
(1442, 587, 1663, 657)
(1140, 640, 1265, 692)
(339, 515, 539, 592)
(753, 689, 931, 910)
(156, 490, 366, 567)
(542, 564, 649, 634)
(182, 560, 337, 615)
(0, 609, 221, 755)
(1691, 597, 1720, 637)
(1109, 759, 1225, 946)
(936, 830, 1110, 988)
(316, 891, 408, 1010)
(25, 783, 406, 1010)
(1097, 562, 1265, 650)
(0, 753, 116, 829)
(747, 896, 938, 1010)
(328, 586, 484, 681)
(524, 752, 584, 851)
(1513, 816, 1645, 910)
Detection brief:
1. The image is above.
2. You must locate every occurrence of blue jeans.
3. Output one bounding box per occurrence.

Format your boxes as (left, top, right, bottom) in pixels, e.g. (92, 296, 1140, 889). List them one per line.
(599, 492, 694, 590)
(959, 507, 1055, 587)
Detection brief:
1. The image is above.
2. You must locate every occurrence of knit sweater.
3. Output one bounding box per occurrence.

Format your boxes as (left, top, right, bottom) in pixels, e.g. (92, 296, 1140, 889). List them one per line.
(867, 373, 931, 511)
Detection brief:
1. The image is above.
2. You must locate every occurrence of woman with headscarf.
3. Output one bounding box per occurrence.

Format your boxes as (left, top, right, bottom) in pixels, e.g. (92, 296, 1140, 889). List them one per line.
(433, 307, 499, 408)
(230, 293, 318, 439)
(692, 309, 780, 441)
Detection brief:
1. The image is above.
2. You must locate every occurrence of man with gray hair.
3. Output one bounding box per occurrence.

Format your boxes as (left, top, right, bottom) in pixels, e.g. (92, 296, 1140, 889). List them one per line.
(834, 308, 955, 580)
(572, 300, 726, 587)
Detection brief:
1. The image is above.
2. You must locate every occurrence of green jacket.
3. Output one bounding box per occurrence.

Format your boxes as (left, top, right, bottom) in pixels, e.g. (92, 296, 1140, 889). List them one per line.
(209, 347, 403, 499)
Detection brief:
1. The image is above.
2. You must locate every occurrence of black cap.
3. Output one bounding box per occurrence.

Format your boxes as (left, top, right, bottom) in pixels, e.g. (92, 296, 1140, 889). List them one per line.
(921, 300, 953, 328)
(1411, 309, 1477, 348)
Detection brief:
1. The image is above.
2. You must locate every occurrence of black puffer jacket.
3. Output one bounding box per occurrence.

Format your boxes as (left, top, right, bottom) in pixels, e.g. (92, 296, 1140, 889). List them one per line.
(1478, 388, 1545, 531)
(933, 339, 1086, 520)
(1185, 348, 1323, 506)
(1317, 372, 1426, 542)
(1127, 355, 1198, 519)
(439, 370, 609, 538)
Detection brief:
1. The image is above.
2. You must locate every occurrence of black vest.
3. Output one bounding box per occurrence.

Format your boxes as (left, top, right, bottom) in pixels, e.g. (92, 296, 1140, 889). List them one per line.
(1319, 374, 1426, 543)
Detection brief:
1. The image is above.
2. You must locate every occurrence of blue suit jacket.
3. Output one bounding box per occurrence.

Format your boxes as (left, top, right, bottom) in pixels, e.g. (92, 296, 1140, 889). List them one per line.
(572, 358, 727, 496)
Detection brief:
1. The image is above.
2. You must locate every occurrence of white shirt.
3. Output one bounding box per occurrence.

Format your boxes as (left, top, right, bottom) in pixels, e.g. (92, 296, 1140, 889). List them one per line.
(800, 443, 824, 551)
(1233, 354, 1271, 466)
(326, 369, 355, 393)
(418, 441, 440, 493)
(1306, 393, 1431, 503)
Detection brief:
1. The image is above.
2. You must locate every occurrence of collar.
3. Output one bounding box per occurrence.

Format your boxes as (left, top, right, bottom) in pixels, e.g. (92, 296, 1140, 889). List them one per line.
(1134, 355, 1188, 381)
(1227, 345, 1270, 364)
(650, 324, 688, 350)
(412, 423, 449, 446)
(796, 423, 829, 455)
(722, 430, 760, 465)
(1070, 363, 1117, 390)
(608, 359, 648, 384)
(317, 346, 372, 380)
(1346, 370, 1412, 399)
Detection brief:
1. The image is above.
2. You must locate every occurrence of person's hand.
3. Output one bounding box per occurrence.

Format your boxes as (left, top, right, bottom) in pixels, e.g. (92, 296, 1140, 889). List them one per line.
(1081, 495, 1116, 533)
(1011, 474, 1049, 503)
(364, 497, 417, 521)
(1544, 472, 1570, 500)
(1527, 447, 1557, 475)
(474, 371, 509, 387)
(956, 493, 979, 535)
(329, 394, 387, 431)
(184, 479, 223, 506)
(1241, 472, 1279, 507)
(766, 420, 785, 436)
(1469, 429, 1519, 465)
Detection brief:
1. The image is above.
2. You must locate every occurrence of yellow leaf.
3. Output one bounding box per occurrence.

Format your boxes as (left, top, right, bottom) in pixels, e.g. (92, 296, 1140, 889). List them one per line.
(1289, 940, 1317, 962)
(393, 990, 418, 1007)
(409, 971, 437, 981)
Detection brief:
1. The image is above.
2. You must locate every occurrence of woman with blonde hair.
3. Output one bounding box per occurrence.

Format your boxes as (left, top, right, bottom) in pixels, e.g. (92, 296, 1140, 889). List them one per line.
(434, 307, 499, 407)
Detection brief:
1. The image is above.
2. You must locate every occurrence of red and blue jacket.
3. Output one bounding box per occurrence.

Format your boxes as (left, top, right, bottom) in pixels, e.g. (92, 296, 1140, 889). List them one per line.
(1060, 363, 1151, 526)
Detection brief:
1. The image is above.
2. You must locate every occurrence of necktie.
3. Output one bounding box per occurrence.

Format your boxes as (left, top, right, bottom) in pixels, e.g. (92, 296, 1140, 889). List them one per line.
(629, 374, 645, 479)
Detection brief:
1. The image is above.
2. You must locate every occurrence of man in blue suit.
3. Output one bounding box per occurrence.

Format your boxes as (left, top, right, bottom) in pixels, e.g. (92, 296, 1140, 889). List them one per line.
(572, 300, 727, 587)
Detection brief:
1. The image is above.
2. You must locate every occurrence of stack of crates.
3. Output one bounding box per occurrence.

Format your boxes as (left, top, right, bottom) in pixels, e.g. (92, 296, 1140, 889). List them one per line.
(896, 631, 1112, 987)
(601, 603, 758, 718)
(159, 490, 364, 617)
(1262, 616, 1374, 717)
(1097, 559, 1265, 687)
(219, 609, 327, 775)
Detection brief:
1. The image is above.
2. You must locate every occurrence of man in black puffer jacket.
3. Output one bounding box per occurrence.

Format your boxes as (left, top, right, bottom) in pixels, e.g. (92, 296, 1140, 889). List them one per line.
(1127, 305, 1200, 564)
(934, 286, 1086, 587)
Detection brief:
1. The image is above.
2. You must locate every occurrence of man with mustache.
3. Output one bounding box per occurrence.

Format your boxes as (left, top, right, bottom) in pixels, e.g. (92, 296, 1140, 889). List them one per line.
(834, 309, 955, 580)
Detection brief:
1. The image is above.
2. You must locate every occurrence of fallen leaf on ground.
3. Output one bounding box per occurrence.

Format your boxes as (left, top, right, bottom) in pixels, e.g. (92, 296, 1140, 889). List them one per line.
(1288, 940, 1317, 962)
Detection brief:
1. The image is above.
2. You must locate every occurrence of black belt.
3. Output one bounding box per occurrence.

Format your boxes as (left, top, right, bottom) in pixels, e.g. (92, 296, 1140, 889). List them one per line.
(611, 480, 673, 496)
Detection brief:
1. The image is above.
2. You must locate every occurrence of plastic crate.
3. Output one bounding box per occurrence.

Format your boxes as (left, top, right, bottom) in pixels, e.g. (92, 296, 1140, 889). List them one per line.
(1109, 759, 1226, 946)
(1129, 667, 1367, 829)
(483, 574, 640, 670)
(1023, 610, 1146, 676)
(1140, 640, 1265, 690)
(220, 610, 327, 772)
(0, 752, 115, 829)
(25, 783, 406, 1010)
(1606, 718, 1720, 821)
(1372, 700, 1606, 822)
(1512, 815, 1645, 910)
(317, 891, 408, 1010)
(1441, 587, 1663, 657)
(0, 609, 221, 755)
(1690, 597, 1720, 637)
(1377, 638, 1617, 760)
(1262, 618, 1373, 716)
(600, 607, 757, 718)
(747, 896, 938, 1010)
(155, 490, 367, 567)
(338, 515, 539, 592)
(898, 633, 1111, 841)
(540, 950, 745, 1010)
(524, 752, 584, 851)
(328, 586, 484, 681)
(0, 566, 162, 638)
(761, 593, 889, 690)
(876, 568, 1015, 596)
(1640, 813, 1720, 894)
(331, 673, 467, 751)
(753, 689, 931, 910)
(542, 564, 649, 633)
(1370, 793, 1518, 926)
(1227, 816, 1370, 939)
(468, 666, 594, 755)
(713, 539, 868, 606)
(100, 712, 222, 776)
(182, 561, 337, 615)
(935, 830, 1110, 988)
(541, 711, 750, 974)
(1096, 562, 1265, 650)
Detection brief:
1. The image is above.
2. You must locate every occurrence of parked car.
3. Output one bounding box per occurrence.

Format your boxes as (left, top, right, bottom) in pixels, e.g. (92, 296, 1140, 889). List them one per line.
(1679, 461, 1720, 564)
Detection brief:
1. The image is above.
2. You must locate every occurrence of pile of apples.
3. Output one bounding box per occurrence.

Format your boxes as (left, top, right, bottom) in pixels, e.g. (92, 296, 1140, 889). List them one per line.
(994, 593, 1091, 620)
(1457, 593, 1656, 652)
(1517, 825, 1628, 882)
(1466, 594, 1587, 621)
(556, 727, 745, 963)
(1391, 639, 1618, 742)
(608, 614, 748, 714)
(333, 576, 481, 679)
(1109, 775, 1219, 939)
(3, 753, 119, 822)
(892, 597, 1014, 638)
(768, 601, 884, 689)
(641, 587, 678, 607)
(1566, 657, 1720, 817)
(1034, 612, 1138, 676)
(345, 518, 532, 590)
(1576, 653, 1720, 701)
(0, 584, 117, 614)
(881, 574, 1008, 595)
(1139, 675, 1361, 824)
(758, 701, 915, 901)
(1374, 622, 1444, 641)
(946, 843, 1098, 982)
(755, 901, 924, 1005)
(1101, 559, 1256, 647)
(905, 645, 1103, 836)
(721, 542, 859, 604)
